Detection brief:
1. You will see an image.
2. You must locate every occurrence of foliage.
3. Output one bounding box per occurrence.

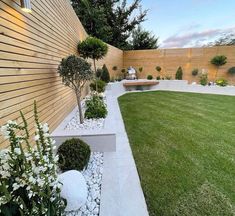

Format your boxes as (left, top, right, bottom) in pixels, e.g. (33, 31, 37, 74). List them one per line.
(215, 79, 228, 87)
(211, 55, 227, 67)
(100, 64, 110, 83)
(227, 67, 235, 75)
(71, 0, 148, 50)
(175, 67, 183, 80)
(110, 77, 115, 82)
(156, 66, 161, 72)
(77, 37, 108, 61)
(85, 95, 108, 119)
(96, 68, 103, 79)
(192, 68, 199, 76)
(115, 76, 123, 82)
(165, 76, 172, 80)
(58, 55, 93, 124)
(57, 138, 91, 172)
(119, 91, 235, 216)
(156, 76, 161, 80)
(90, 80, 106, 93)
(147, 75, 153, 80)
(0, 102, 65, 216)
(208, 33, 235, 46)
(200, 73, 208, 86)
(139, 67, 143, 73)
(129, 26, 159, 50)
(112, 66, 118, 71)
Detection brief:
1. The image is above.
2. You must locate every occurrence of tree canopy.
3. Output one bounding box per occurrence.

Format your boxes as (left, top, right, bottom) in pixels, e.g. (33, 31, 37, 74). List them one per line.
(208, 34, 235, 46)
(71, 0, 150, 50)
(130, 26, 159, 50)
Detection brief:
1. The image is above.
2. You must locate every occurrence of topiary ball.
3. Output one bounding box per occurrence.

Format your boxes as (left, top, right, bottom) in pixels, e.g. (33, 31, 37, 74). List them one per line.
(57, 138, 91, 172)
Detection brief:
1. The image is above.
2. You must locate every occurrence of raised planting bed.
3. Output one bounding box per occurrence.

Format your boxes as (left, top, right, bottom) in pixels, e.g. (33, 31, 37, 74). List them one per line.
(51, 96, 116, 152)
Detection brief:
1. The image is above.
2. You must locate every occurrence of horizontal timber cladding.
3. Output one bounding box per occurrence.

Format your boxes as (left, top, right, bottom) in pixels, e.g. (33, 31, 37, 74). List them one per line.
(0, 0, 124, 148)
(123, 46, 235, 83)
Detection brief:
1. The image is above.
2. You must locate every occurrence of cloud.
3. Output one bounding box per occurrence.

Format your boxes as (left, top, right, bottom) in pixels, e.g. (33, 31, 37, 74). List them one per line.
(161, 26, 235, 48)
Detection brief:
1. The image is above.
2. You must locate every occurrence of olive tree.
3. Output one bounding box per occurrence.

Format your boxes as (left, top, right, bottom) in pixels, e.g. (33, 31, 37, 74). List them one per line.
(58, 55, 93, 124)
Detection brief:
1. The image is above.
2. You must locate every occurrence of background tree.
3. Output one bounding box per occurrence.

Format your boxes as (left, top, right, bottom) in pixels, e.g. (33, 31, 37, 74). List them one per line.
(130, 26, 159, 50)
(71, 0, 148, 50)
(208, 33, 235, 46)
(211, 55, 227, 79)
(58, 55, 93, 124)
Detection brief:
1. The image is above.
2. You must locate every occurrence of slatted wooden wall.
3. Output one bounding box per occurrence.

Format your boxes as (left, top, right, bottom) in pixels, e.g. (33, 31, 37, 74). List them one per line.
(123, 46, 235, 83)
(0, 0, 123, 148)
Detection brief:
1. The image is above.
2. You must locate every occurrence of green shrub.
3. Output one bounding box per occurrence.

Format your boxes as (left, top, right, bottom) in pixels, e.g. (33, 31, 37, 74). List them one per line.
(228, 67, 235, 75)
(58, 138, 91, 172)
(175, 67, 183, 80)
(211, 55, 227, 66)
(192, 68, 199, 76)
(96, 68, 103, 78)
(165, 76, 172, 80)
(101, 64, 110, 83)
(216, 78, 228, 87)
(156, 76, 161, 80)
(147, 75, 153, 80)
(85, 95, 108, 119)
(112, 66, 118, 71)
(200, 73, 208, 86)
(156, 66, 161, 72)
(90, 80, 106, 92)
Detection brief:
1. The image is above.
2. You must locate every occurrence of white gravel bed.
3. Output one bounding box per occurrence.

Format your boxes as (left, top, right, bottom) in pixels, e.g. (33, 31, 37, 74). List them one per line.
(64, 113, 105, 131)
(65, 152, 104, 216)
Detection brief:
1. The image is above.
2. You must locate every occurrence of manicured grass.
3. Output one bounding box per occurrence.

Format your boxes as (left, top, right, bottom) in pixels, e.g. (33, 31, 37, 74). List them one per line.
(118, 91, 235, 216)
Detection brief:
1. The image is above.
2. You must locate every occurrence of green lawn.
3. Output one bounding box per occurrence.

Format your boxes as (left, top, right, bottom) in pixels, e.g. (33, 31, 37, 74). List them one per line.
(118, 91, 235, 216)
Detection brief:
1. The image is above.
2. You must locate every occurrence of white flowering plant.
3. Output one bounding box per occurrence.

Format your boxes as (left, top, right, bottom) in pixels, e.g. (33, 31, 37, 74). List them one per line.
(0, 102, 65, 216)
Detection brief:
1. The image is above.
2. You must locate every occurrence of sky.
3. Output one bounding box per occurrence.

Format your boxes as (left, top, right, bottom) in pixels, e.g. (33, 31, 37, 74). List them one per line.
(132, 0, 235, 48)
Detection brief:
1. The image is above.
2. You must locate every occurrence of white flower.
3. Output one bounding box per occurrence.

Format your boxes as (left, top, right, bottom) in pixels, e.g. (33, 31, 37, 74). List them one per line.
(14, 148, 21, 155)
(0, 125, 10, 138)
(34, 134, 40, 141)
(29, 176, 36, 184)
(42, 123, 49, 133)
(12, 183, 20, 191)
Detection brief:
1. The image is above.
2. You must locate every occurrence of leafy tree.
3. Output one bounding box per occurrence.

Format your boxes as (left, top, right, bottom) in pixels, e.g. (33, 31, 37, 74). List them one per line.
(71, 0, 148, 49)
(130, 26, 159, 50)
(58, 55, 93, 124)
(77, 37, 108, 90)
(211, 55, 227, 79)
(77, 37, 108, 73)
(175, 67, 183, 80)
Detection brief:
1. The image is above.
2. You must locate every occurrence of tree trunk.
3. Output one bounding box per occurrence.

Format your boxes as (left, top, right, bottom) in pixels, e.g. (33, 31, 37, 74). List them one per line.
(75, 90, 84, 124)
(93, 59, 98, 92)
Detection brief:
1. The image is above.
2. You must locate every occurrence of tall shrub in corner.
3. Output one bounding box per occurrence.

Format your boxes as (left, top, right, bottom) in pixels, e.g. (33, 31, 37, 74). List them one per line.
(77, 37, 108, 89)
(101, 64, 110, 83)
(211, 55, 227, 79)
(175, 66, 183, 80)
(58, 55, 93, 124)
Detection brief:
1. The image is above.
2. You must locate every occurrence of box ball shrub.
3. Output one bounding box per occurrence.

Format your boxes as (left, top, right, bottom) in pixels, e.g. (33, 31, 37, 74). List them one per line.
(147, 75, 153, 80)
(216, 78, 228, 87)
(156, 76, 161, 80)
(175, 67, 183, 80)
(192, 68, 199, 76)
(90, 80, 106, 93)
(228, 67, 235, 75)
(58, 138, 91, 172)
(85, 95, 108, 119)
(211, 55, 227, 66)
(156, 66, 161, 72)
